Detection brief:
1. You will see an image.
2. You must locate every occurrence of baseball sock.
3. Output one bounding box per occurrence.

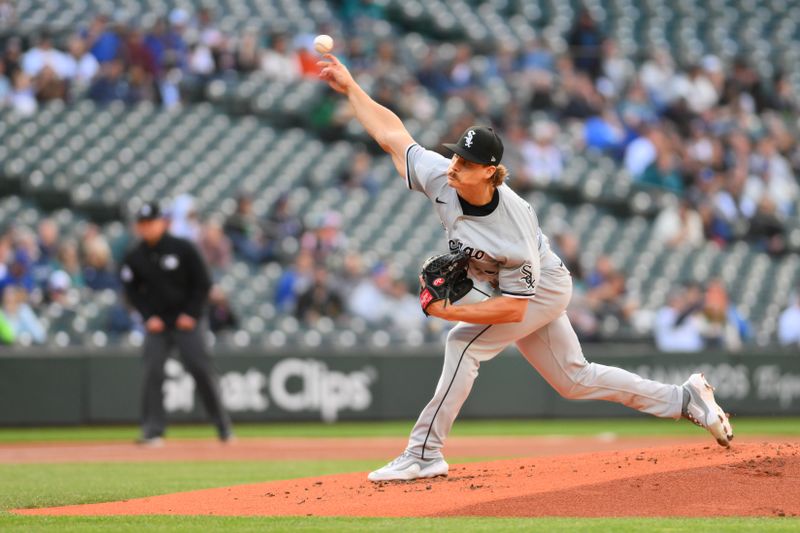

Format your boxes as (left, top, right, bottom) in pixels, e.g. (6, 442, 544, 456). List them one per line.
(681, 387, 690, 416)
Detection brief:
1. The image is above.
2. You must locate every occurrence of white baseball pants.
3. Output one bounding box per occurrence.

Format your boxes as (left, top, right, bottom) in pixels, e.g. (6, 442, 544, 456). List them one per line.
(407, 266, 684, 460)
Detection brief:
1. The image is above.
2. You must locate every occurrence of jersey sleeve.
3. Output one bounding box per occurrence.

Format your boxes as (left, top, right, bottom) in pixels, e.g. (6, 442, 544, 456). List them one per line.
(405, 143, 450, 198)
(498, 242, 540, 299)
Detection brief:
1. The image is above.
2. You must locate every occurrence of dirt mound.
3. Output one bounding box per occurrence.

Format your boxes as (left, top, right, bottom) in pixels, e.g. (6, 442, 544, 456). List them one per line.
(15, 442, 800, 518)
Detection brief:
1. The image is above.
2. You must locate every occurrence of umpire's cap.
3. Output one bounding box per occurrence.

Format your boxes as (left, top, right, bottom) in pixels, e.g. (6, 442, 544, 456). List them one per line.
(443, 126, 504, 166)
(135, 202, 163, 222)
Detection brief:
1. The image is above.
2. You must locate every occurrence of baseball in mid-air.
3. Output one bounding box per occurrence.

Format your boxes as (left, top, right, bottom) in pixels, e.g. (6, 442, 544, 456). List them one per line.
(314, 34, 334, 54)
(314, 34, 333, 54)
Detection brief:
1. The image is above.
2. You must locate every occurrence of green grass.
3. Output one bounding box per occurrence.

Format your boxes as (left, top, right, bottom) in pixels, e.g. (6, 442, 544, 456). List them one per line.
(1, 417, 798, 443)
(1, 516, 799, 533)
(2, 419, 798, 531)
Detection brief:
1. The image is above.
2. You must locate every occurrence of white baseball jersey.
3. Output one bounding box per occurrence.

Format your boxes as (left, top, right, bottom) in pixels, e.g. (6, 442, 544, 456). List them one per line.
(405, 143, 563, 299)
(401, 142, 684, 461)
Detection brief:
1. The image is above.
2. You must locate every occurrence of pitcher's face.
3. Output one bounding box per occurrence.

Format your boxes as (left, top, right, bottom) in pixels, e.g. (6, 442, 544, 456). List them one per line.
(446, 154, 495, 191)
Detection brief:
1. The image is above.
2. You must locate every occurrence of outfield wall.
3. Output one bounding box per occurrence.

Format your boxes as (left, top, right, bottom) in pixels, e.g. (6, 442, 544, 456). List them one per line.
(1, 347, 799, 425)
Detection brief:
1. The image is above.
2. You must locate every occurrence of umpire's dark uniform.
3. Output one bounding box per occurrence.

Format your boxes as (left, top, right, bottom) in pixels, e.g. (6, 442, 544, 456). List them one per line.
(121, 202, 232, 442)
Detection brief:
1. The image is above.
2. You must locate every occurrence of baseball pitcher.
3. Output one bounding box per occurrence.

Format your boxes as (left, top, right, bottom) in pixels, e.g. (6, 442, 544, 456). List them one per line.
(318, 54, 733, 482)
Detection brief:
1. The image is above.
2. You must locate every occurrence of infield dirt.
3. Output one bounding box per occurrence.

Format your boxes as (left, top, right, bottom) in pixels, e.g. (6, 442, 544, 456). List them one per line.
(13, 439, 800, 518)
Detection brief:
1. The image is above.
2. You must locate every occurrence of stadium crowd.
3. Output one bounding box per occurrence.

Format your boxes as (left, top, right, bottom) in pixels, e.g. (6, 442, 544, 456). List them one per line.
(1, 4, 799, 350)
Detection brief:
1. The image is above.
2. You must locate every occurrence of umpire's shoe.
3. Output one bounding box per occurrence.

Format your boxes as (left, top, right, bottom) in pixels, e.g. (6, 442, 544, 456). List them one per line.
(368, 451, 448, 482)
(135, 436, 165, 448)
(682, 373, 734, 448)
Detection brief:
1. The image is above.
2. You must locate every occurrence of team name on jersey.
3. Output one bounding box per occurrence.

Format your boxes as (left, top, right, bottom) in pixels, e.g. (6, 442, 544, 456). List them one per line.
(449, 239, 486, 260)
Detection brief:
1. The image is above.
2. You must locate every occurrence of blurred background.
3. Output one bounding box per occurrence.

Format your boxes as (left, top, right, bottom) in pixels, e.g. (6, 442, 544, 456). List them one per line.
(0, 0, 799, 423)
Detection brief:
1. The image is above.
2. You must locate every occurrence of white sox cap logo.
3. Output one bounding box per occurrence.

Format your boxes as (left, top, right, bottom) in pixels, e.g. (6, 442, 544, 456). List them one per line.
(465, 130, 475, 148)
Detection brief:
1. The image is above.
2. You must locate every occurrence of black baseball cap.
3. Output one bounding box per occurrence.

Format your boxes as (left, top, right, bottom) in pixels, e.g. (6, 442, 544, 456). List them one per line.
(442, 126, 504, 166)
(135, 202, 163, 222)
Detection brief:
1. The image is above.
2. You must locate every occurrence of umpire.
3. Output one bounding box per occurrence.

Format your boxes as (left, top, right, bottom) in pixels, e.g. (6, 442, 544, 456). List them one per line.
(121, 202, 232, 445)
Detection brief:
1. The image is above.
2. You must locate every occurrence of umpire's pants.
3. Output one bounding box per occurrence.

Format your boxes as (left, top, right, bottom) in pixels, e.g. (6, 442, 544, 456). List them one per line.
(141, 325, 231, 439)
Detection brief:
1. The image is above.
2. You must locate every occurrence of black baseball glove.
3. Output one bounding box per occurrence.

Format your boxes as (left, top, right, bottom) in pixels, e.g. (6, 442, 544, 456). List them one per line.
(418, 250, 473, 316)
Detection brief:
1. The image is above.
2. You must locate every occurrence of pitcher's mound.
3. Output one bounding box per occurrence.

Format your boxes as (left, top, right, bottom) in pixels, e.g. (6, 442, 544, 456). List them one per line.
(15, 442, 800, 518)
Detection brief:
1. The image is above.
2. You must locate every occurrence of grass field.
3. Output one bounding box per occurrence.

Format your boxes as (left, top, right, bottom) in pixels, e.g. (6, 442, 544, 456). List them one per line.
(2, 418, 799, 532)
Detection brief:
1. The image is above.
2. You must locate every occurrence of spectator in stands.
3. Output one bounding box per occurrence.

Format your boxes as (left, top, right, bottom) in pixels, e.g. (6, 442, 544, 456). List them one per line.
(295, 266, 343, 325)
(124, 27, 159, 79)
(723, 57, 768, 113)
(264, 193, 304, 250)
(747, 136, 798, 217)
(552, 229, 584, 284)
(224, 194, 271, 263)
(55, 241, 85, 288)
(654, 286, 704, 352)
(586, 255, 614, 290)
(0, 0, 15, 27)
(35, 219, 59, 266)
(653, 198, 705, 249)
(746, 197, 786, 256)
(518, 120, 563, 188)
(624, 122, 662, 179)
(0, 249, 34, 293)
(63, 35, 100, 89)
(88, 59, 129, 104)
(106, 300, 139, 335)
(45, 269, 73, 307)
(188, 40, 215, 79)
(10, 70, 37, 115)
(82, 236, 119, 291)
(33, 60, 68, 103)
(768, 72, 798, 113)
(486, 42, 517, 83)
(568, 8, 604, 80)
(260, 33, 300, 82)
(2, 36, 22, 78)
(169, 194, 201, 242)
(673, 64, 718, 115)
(416, 49, 449, 97)
(778, 291, 800, 346)
(339, 150, 379, 196)
(274, 251, 314, 314)
(300, 211, 347, 263)
(561, 71, 603, 120)
(1, 286, 46, 345)
(86, 14, 122, 64)
(208, 285, 238, 333)
(395, 78, 435, 122)
(0, 60, 9, 105)
(639, 47, 675, 109)
(348, 263, 391, 324)
(195, 7, 227, 67)
(711, 171, 750, 244)
(198, 219, 232, 277)
(585, 268, 636, 325)
(519, 36, 555, 77)
(698, 279, 748, 351)
(383, 277, 425, 334)
(22, 32, 69, 79)
(638, 150, 684, 194)
(294, 35, 323, 78)
(618, 79, 658, 130)
(236, 28, 261, 73)
(165, 9, 190, 71)
(600, 39, 633, 98)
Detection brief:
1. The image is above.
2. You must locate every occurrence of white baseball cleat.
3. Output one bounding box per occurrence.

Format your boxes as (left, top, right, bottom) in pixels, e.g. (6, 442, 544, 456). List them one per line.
(367, 451, 449, 482)
(682, 373, 734, 448)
